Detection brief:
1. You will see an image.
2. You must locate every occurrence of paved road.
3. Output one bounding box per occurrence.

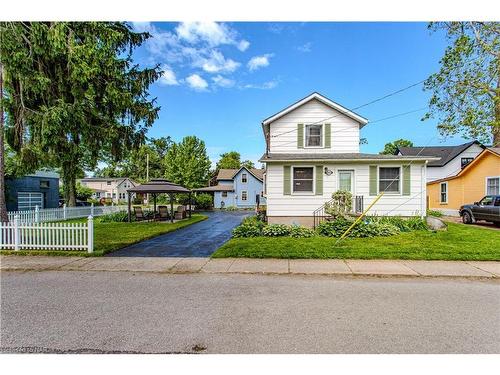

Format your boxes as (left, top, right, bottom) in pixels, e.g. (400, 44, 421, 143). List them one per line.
(108, 211, 250, 257)
(1, 271, 499, 353)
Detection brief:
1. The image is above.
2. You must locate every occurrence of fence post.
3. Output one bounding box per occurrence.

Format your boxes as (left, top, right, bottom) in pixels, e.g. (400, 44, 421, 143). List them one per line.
(87, 215, 94, 253)
(14, 215, 20, 251)
(91, 202, 94, 216)
(63, 204, 67, 220)
(35, 205, 40, 223)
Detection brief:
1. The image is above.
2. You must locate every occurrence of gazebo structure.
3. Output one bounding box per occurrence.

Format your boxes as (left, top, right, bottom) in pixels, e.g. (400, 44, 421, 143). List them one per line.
(126, 179, 192, 223)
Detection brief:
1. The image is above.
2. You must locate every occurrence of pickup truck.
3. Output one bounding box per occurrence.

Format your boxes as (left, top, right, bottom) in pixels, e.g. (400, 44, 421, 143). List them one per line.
(459, 195, 500, 227)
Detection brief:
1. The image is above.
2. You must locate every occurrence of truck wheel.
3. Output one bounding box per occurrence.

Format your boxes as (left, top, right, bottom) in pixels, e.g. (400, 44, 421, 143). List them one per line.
(462, 211, 473, 224)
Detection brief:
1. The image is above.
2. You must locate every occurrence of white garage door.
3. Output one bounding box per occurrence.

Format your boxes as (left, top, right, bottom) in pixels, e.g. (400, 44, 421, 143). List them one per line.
(17, 192, 44, 211)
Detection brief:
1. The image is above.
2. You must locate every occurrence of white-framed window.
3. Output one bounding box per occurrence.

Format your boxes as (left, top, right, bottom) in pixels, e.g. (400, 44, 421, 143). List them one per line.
(305, 124, 323, 147)
(241, 173, 247, 183)
(338, 170, 354, 193)
(461, 157, 474, 169)
(486, 177, 499, 195)
(241, 191, 248, 201)
(378, 167, 400, 194)
(222, 191, 228, 198)
(440, 182, 448, 203)
(95, 192, 101, 198)
(293, 166, 314, 193)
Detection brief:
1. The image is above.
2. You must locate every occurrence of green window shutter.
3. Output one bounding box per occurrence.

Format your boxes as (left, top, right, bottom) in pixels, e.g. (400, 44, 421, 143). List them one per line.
(402, 164, 411, 195)
(283, 165, 291, 195)
(369, 165, 378, 196)
(315, 166, 323, 195)
(324, 124, 331, 148)
(297, 123, 304, 149)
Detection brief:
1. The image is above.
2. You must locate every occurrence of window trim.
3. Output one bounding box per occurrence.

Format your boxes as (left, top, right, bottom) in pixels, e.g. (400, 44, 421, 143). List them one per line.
(377, 166, 401, 195)
(337, 169, 355, 194)
(304, 124, 324, 148)
(222, 191, 228, 198)
(291, 165, 315, 195)
(241, 173, 248, 184)
(440, 182, 448, 204)
(241, 190, 248, 201)
(485, 176, 500, 195)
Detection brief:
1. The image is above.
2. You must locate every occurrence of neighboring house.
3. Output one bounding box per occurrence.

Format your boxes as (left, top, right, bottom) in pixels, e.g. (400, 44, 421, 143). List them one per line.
(79, 177, 137, 203)
(427, 147, 500, 216)
(5, 170, 60, 211)
(196, 167, 266, 208)
(397, 141, 485, 182)
(260, 92, 437, 227)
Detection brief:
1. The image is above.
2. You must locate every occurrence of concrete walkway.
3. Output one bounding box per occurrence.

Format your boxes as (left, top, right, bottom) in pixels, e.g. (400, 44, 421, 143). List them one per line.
(1, 256, 499, 278)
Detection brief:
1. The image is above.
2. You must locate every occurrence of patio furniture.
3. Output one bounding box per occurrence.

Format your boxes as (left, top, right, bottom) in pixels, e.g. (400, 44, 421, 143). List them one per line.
(174, 205, 187, 220)
(133, 206, 147, 222)
(156, 205, 170, 221)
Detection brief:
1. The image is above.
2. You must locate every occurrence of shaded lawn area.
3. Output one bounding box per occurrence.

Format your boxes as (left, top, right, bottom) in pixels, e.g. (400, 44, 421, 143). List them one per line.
(212, 223, 500, 261)
(1, 214, 207, 257)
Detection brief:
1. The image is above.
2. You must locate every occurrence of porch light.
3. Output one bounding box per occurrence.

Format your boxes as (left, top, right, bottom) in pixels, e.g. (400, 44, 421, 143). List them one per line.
(324, 167, 333, 176)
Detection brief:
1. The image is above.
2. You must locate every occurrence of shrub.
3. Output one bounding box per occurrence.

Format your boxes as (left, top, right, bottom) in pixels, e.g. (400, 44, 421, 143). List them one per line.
(317, 217, 400, 238)
(316, 217, 353, 237)
(195, 194, 212, 210)
(97, 210, 129, 223)
(324, 190, 353, 219)
(367, 216, 427, 232)
(224, 205, 238, 211)
(427, 209, 443, 217)
(262, 224, 291, 237)
(289, 225, 315, 238)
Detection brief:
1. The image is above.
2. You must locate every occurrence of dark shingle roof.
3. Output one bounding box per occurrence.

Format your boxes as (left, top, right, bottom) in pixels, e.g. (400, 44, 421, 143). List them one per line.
(260, 153, 436, 162)
(397, 141, 484, 167)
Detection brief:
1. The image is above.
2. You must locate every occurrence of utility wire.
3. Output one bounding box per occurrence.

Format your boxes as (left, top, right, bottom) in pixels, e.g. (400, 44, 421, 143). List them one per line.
(271, 79, 426, 139)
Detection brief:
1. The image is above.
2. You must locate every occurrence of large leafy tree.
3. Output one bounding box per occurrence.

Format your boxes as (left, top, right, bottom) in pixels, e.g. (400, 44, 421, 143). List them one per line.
(380, 139, 414, 155)
(216, 151, 241, 170)
(95, 136, 172, 182)
(164, 136, 211, 189)
(423, 22, 500, 146)
(0, 22, 161, 209)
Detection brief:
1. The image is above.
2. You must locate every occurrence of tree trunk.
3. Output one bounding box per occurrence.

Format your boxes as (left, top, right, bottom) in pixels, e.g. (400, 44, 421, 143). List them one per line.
(0, 63, 9, 222)
(62, 162, 77, 207)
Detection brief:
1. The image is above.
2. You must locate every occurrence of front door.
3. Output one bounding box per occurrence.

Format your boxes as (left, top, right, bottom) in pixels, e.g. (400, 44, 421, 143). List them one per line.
(338, 170, 354, 194)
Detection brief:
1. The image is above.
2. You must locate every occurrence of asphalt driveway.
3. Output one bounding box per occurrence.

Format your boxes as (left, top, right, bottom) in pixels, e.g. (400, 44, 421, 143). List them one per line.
(108, 210, 251, 257)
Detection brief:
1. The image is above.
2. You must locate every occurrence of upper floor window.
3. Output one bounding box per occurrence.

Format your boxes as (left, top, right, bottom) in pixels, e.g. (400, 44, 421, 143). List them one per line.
(305, 124, 322, 147)
(107, 181, 112, 185)
(241, 173, 247, 183)
(461, 157, 474, 169)
(379, 167, 400, 194)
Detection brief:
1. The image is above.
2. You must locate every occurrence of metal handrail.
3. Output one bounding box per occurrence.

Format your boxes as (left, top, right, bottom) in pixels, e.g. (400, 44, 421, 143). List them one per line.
(312, 196, 364, 229)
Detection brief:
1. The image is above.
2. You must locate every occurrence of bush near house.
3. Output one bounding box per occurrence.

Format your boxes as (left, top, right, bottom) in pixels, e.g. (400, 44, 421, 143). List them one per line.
(195, 193, 213, 210)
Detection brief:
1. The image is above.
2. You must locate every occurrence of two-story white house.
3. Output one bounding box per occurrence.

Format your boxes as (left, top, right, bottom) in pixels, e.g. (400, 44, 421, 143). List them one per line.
(260, 92, 437, 227)
(396, 141, 485, 182)
(79, 177, 138, 203)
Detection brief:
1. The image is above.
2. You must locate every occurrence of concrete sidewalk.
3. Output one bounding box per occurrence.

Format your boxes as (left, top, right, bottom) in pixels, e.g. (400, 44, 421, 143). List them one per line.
(1, 255, 499, 278)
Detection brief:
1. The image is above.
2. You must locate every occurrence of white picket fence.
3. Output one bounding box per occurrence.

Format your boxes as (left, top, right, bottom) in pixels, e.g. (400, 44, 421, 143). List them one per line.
(0, 215, 94, 252)
(7, 204, 127, 224)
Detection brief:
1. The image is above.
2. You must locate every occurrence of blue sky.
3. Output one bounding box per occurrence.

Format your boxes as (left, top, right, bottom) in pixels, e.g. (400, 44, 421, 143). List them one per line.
(131, 22, 458, 166)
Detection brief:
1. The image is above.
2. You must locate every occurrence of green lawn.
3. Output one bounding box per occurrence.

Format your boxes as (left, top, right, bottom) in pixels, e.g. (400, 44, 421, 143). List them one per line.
(1, 214, 207, 257)
(212, 223, 500, 261)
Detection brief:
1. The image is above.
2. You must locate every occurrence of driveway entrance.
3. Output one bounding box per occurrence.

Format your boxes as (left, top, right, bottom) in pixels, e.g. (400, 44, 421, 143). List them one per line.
(108, 211, 251, 257)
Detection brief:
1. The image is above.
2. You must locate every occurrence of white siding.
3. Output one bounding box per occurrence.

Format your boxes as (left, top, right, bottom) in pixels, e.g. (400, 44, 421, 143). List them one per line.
(426, 144, 483, 182)
(266, 162, 426, 217)
(269, 99, 360, 154)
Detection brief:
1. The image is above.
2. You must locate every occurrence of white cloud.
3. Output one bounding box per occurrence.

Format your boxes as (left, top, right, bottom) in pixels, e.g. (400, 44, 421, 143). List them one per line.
(247, 54, 273, 71)
(185, 74, 208, 91)
(212, 75, 235, 88)
(237, 39, 250, 51)
(158, 66, 179, 86)
(243, 80, 278, 90)
(297, 42, 312, 53)
(194, 50, 240, 74)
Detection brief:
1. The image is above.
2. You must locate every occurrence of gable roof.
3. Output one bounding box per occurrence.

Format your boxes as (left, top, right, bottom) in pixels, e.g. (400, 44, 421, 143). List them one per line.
(397, 141, 485, 167)
(427, 147, 500, 184)
(261, 92, 369, 126)
(216, 167, 264, 181)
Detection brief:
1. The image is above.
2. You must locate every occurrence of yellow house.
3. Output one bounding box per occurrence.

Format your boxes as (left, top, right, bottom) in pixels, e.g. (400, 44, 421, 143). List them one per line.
(427, 148, 500, 214)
